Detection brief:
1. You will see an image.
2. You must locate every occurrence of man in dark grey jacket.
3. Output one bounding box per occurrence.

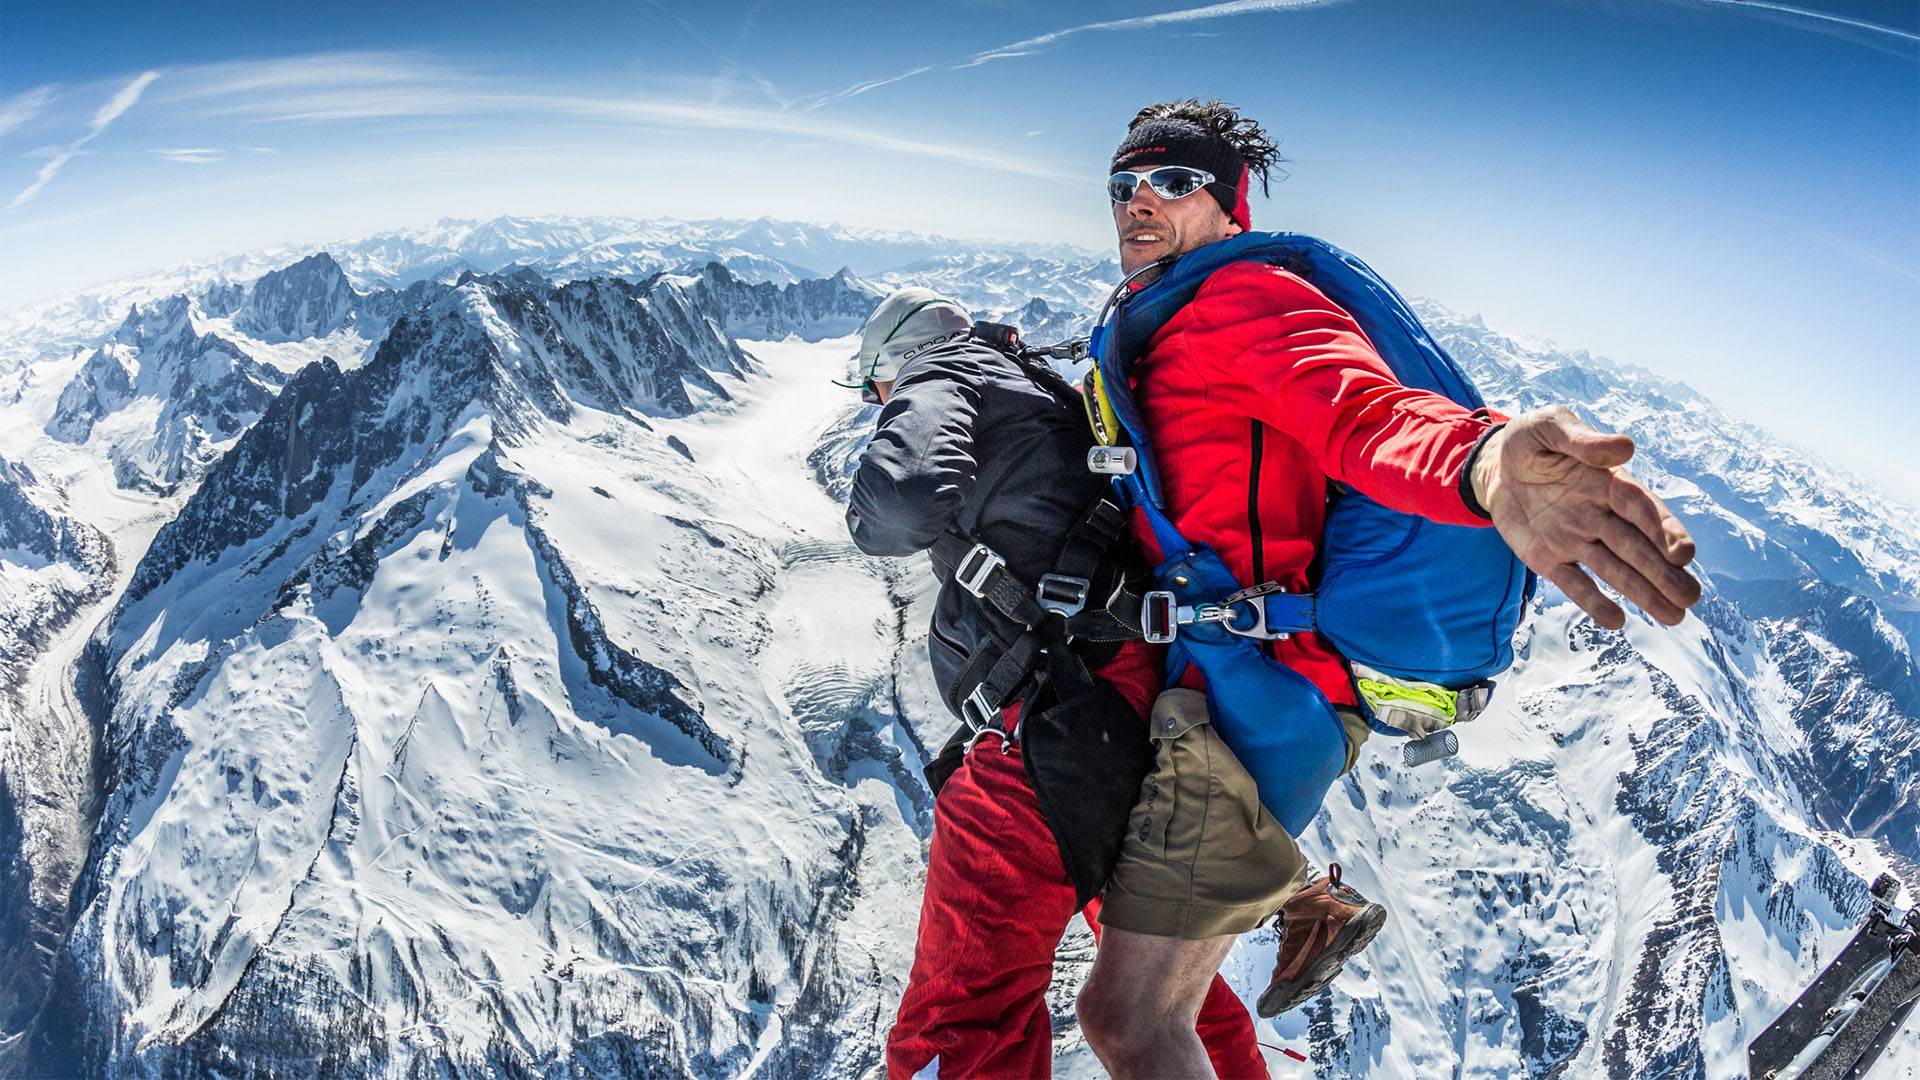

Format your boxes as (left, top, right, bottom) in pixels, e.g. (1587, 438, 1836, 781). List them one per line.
(847, 288, 1111, 717)
(847, 287, 1271, 1078)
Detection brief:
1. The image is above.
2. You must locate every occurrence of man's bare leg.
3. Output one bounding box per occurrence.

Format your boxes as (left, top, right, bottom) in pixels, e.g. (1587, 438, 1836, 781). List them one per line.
(1076, 926, 1241, 1078)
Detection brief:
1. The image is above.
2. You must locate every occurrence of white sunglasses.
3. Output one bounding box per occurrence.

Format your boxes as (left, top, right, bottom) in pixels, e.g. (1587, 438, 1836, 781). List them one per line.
(1107, 166, 1217, 204)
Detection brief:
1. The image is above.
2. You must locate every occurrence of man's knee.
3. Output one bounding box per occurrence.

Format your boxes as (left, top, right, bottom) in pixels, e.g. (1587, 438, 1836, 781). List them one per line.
(1076, 989, 1186, 1061)
(1074, 983, 1126, 1050)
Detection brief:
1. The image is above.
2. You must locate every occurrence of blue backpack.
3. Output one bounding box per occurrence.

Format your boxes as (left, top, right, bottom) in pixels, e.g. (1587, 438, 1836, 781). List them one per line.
(1089, 232, 1535, 835)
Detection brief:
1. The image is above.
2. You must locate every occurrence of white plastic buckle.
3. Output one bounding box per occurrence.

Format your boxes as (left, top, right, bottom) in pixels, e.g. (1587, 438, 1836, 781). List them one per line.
(1087, 445, 1137, 476)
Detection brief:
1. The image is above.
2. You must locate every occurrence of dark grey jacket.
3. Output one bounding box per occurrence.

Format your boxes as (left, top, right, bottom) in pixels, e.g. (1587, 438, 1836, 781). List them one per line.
(847, 337, 1108, 713)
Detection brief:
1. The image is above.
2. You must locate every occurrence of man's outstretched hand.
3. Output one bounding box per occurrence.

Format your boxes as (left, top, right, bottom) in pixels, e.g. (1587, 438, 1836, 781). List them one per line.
(1472, 406, 1701, 629)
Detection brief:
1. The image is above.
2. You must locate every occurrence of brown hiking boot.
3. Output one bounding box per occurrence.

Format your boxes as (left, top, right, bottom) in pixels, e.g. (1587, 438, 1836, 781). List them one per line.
(1256, 863, 1387, 1017)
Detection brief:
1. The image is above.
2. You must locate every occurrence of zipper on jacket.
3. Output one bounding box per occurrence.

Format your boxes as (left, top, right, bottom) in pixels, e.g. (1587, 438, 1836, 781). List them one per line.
(1248, 420, 1271, 659)
(1248, 420, 1266, 586)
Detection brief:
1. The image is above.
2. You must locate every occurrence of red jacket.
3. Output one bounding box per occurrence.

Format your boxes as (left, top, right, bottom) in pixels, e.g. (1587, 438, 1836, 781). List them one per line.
(1129, 259, 1500, 706)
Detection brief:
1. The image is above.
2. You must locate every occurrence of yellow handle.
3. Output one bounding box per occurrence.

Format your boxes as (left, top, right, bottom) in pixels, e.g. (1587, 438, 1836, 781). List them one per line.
(1084, 367, 1121, 447)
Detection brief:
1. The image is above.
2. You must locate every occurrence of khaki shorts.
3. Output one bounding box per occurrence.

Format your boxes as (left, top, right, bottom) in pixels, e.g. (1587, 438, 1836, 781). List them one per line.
(1099, 689, 1371, 939)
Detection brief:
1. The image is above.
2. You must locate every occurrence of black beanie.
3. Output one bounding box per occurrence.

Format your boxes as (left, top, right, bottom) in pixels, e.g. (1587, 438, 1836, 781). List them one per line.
(1110, 117, 1250, 229)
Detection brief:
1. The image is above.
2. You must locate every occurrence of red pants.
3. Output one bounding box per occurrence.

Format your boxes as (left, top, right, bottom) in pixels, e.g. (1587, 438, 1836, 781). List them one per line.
(884, 729, 1266, 1078)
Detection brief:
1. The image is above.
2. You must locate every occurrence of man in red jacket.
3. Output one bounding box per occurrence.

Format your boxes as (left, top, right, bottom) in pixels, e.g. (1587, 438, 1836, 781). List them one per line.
(1074, 99, 1702, 1077)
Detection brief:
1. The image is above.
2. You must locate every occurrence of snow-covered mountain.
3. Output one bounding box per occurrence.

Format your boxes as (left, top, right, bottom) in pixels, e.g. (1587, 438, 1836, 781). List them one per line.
(45, 296, 290, 494)
(1, 217, 1115, 384)
(235, 252, 359, 343)
(0, 230, 1913, 1078)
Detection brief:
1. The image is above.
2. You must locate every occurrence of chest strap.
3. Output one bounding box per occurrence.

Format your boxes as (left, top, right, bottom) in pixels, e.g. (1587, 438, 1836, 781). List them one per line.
(929, 496, 1136, 734)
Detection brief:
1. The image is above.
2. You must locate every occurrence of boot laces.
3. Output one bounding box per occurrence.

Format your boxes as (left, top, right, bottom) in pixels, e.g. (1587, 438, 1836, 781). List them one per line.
(1325, 862, 1368, 906)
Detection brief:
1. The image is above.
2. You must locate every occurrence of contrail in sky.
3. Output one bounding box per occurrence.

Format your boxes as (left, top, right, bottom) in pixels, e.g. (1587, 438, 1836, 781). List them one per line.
(8, 70, 160, 211)
(792, 0, 1353, 112)
(793, 0, 1915, 113)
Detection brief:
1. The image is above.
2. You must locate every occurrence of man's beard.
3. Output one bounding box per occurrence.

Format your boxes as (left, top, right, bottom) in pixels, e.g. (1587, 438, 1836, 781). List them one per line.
(1119, 223, 1181, 273)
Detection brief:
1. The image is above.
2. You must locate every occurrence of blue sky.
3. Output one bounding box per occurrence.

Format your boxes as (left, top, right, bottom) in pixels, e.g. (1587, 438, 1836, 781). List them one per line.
(3, 0, 1916, 500)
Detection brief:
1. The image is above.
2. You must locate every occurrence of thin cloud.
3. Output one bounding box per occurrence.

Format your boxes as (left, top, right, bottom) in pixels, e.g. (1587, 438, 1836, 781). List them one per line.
(91, 71, 161, 132)
(12, 150, 77, 209)
(0, 85, 57, 139)
(1806, 227, 1920, 285)
(527, 93, 1079, 182)
(152, 147, 226, 164)
(1677, 0, 1920, 52)
(7, 70, 159, 210)
(161, 51, 1078, 183)
(158, 50, 464, 101)
(791, 0, 1352, 111)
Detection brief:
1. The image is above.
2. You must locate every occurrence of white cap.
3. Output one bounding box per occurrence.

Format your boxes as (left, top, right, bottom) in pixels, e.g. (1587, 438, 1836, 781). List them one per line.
(853, 287, 971, 383)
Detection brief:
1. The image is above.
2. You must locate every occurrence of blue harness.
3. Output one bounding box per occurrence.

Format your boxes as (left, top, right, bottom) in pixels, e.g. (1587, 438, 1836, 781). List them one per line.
(1091, 232, 1534, 835)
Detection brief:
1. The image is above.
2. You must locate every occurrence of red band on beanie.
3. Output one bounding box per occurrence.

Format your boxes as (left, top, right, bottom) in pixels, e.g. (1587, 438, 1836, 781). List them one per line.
(1231, 163, 1251, 230)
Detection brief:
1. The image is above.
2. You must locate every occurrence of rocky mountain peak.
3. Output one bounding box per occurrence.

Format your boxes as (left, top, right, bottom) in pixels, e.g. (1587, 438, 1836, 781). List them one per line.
(238, 251, 356, 342)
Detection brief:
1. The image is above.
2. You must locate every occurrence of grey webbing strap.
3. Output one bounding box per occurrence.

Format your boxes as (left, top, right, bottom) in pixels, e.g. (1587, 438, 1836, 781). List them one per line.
(933, 494, 1134, 730)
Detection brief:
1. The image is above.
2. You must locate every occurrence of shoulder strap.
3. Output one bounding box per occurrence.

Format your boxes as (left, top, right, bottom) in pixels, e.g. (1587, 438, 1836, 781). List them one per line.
(967, 321, 1086, 413)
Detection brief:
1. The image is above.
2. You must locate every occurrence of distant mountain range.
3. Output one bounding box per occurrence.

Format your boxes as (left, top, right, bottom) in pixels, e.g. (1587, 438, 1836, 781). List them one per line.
(0, 216, 1118, 378)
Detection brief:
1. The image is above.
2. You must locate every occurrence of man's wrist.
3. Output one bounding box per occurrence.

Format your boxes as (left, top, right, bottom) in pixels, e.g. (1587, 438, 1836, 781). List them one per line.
(1460, 422, 1507, 521)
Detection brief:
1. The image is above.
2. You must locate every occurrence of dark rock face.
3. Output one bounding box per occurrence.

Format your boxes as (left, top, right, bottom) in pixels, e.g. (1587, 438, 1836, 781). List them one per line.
(238, 252, 357, 342)
(1007, 297, 1080, 347)
(678, 262, 882, 341)
(44, 349, 134, 444)
(536, 275, 749, 416)
(46, 296, 287, 489)
(123, 355, 351, 605)
(199, 281, 246, 318)
(0, 459, 109, 575)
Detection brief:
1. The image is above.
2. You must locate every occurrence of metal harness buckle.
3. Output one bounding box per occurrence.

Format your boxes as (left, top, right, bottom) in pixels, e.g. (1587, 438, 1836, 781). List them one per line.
(954, 543, 1005, 599)
(1219, 582, 1292, 641)
(1164, 583, 1292, 641)
(1142, 590, 1177, 644)
(960, 685, 1009, 753)
(1035, 574, 1090, 619)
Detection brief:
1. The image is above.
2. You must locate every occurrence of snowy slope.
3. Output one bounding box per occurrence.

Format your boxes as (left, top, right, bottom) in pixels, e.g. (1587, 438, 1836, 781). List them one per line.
(32, 276, 925, 1074)
(0, 231, 1914, 1078)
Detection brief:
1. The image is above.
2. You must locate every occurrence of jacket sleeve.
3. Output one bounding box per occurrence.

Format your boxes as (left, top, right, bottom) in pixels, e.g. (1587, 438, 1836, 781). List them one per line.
(845, 348, 985, 556)
(1187, 261, 1502, 527)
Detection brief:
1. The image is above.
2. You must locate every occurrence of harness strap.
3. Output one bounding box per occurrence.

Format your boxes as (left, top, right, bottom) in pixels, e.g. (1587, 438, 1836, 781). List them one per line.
(951, 633, 1041, 746)
(930, 498, 1134, 636)
(931, 495, 1135, 732)
(1254, 591, 1317, 634)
